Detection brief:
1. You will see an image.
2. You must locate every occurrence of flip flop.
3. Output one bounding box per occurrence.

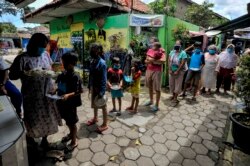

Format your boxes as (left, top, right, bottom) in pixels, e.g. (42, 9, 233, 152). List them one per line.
(143, 100, 153, 106)
(65, 143, 78, 152)
(125, 107, 133, 111)
(61, 134, 71, 143)
(86, 118, 98, 126)
(95, 126, 108, 133)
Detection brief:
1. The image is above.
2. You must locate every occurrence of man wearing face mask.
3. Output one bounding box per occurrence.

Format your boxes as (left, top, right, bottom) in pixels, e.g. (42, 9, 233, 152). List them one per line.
(168, 40, 188, 104)
(181, 42, 205, 100)
(215, 44, 238, 94)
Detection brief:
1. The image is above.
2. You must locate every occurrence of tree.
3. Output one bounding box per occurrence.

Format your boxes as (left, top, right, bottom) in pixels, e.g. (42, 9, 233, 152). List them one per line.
(149, 0, 176, 16)
(185, 1, 228, 28)
(0, 22, 17, 33)
(0, 0, 17, 17)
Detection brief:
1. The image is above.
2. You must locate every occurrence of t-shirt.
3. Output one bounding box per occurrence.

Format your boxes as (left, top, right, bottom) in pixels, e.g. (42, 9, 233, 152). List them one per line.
(189, 52, 205, 71)
(0, 56, 10, 71)
(146, 48, 166, 72)
(169, 50, 188, 71)
(56, 71, 83, 107)
(130, 70, 141, 94)
(108, 68, 123, 84)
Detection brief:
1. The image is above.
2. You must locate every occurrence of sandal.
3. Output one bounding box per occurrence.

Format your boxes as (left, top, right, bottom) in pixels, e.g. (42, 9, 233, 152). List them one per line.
(65, 143, 78, 152)
(143, 100, 153, 106)
(125, 107, 133, 111)
(128, 109, 138, 114)
(86, 118, 98, 126)
(61, 134, 71, 143)
(95, 126, 108, 133)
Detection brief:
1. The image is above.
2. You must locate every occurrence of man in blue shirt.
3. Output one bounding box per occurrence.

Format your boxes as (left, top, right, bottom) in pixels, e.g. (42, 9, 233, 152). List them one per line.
(181, 42, 205, 100)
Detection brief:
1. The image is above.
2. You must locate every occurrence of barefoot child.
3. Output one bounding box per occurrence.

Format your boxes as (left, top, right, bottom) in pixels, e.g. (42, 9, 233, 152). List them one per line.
(56, 52, 83, 151)
(107, 57, 123, 116)
(126, 59, 142, 114)
(87, 43, 108, 133)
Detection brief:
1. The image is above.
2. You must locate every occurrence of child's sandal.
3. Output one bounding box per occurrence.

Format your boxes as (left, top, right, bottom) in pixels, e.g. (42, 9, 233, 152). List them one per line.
(86, 119, 98, 126)
(95, 126, 108, 133)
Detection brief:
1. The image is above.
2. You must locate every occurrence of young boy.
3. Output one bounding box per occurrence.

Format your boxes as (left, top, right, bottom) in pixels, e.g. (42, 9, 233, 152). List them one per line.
(87, 43, 108, 133)
(56, 52, 83, 151)
(107, 57, 123, 116)
(126, 59, 142, 114)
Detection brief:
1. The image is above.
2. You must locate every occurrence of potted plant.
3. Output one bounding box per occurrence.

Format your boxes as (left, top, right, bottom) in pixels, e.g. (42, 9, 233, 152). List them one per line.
(230, 54, 250, 153)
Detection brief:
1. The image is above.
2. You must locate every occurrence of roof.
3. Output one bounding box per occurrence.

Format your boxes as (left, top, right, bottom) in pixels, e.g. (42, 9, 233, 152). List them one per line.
(5, 0, 35, 8)
(208, 14, 250, 33)
(24, 0, 149, 23)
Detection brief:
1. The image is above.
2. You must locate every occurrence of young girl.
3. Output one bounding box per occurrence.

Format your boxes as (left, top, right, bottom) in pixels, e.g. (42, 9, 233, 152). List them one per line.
(126, 60, 142, 114)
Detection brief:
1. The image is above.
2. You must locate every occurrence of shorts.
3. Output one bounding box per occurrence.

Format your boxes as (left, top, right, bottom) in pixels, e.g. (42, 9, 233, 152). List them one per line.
(57, 101, 78, 126)
(145, 70, 162, 91)
(131, 93, 139, 98)
(185, 70, 201, 87)
(111, 89, 123, 98)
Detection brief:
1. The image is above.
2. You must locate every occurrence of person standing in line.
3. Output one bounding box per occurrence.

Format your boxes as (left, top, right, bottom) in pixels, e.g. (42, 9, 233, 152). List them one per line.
(201, 45, 219, 95)
(168, 40, 188, 104)
(216, 44, 238, 94)
(144, 38, 166, 112)
(87, 43, 108, 133)
(181, 42, 205, 100)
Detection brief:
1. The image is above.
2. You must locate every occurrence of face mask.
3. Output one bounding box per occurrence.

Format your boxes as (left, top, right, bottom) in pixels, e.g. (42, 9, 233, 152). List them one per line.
(227, 48, 234, 54)
(174, 45, 181, 51)
(195, 49, 201, 53)
(208, 49, 216, 55)
(113, 64, 120, 70)
(38, 47, 46, 56)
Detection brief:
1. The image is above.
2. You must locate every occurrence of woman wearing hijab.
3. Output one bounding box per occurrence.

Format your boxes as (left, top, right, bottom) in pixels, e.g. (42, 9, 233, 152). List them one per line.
(216, 44, 238, 93)
(9, 33, 61, 148)
(201, 45, 219, 95)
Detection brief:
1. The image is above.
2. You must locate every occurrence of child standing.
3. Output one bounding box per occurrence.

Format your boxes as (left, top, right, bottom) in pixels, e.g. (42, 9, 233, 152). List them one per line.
(56, 52, 83, 151)
(107, 57, 123, 116)
(126, 60, 142, 114)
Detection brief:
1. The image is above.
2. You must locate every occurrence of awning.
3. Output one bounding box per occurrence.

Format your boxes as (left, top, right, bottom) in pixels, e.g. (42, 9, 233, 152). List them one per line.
(207, 14, 250, 33)
(5, 0, 35, 8)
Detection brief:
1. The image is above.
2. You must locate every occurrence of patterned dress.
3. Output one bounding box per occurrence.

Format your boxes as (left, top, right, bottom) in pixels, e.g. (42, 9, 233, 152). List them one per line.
(20, 54, 61, 138)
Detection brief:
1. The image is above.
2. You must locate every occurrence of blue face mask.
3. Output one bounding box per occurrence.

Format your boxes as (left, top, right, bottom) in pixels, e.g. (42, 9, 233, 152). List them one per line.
(38, 47, 46, 56)
(227, 48, 234, 54)
(195, 49, 201, 53)
(113, 64, 120, 70)
(208, 49, 216, 55)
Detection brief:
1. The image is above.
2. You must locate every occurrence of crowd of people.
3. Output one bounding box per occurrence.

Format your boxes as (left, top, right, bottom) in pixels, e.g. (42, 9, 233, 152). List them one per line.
(0, 33, 241, 153)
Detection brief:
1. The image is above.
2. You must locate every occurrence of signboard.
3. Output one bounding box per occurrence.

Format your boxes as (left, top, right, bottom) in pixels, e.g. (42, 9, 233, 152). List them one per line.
(130, 14, 164, 27)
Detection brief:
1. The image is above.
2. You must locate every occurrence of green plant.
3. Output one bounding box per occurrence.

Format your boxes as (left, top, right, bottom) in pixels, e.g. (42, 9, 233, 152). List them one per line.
(108, 32, 123, 49)
(171, 23, 190, 43)
(131, 35, 148, 61)
(237, 55, 250, 111)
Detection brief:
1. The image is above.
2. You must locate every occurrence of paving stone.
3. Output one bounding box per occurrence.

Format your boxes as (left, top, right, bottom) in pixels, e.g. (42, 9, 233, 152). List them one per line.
(137, 157, 155, 166)
(152, 126, 165, 134)
(89, 132, 102, 141)
(105, 143, 121, 156)
(162, 118, 174, 124)
(164, 131, 178, 140)
(102, 127, 113, 135)
(109, 121, 122, 128)
(167, 151, 184, 164)
(78, 138, 91, 150)
(173, 122, 185, 130)
(189, 114, 199, 119)
(204, 122, 217, 129)
(218, 127, 224, 134)
(182, 120, 194, 127)
(209, 151, 219, 161)
(179, 147, 196, 159)
(120, 160, 137, 166)
(153, 143, 168, 154)
(213, 121, 226, 128)
(156, 121, 165, 127)
(170, 111, 180, 116)
(177, 137, 192, 147)
(140, 135, 155, 146)
(197, 112, 207, 117)
(144, 129, 154, 136)
(139, 127, 146, 133)
(102, 134, 116, 144)
(195, 124, 208, 132)
(76, 149, 93, 163)
(79, 162, 94, 166)
(90, 141, 105, 152)
(138, 145, 155, 157)
(163, 124, 176, 132)
(91, 152, 109, 165)
(67, 158, 79, 166)
(208, 129, 223, 138)
(215, 113, 228, 120)
(191, 143, 209, 155)
(117, 137, 130, 147)
(113, 128, 126, 137)
(175, 129, 188, 137)
(169, 164, 181, 166)
(185, 127, 198, 134)
(182, 159, 199, 166)
(152, 134, 167, 143)
(105, 162, 119, 166)
(122, 125, 130, 131)
(152, 153, 170, 166)
(198, 131, 213, 140)
(126, 130, 139, 139)
(171, 116, 182, 122)
(191, 118, 203, 125)
(180, 114, 191, 120)
(196, 155, 215, 166)
(123, 147, 140, 160)
(207, 115, 220, 121)
(165, 140, 180, 151)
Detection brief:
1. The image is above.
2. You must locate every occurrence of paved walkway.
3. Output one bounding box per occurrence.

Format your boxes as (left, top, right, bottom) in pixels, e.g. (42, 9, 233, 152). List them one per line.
(29, 86, 236, 166)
